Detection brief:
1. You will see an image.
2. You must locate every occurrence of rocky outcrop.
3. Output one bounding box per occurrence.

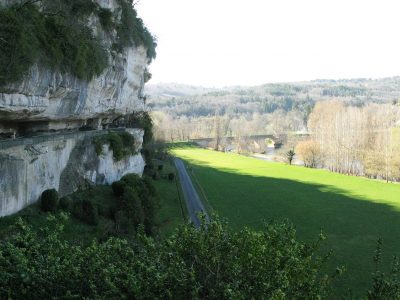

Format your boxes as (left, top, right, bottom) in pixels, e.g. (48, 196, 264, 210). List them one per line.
(0, 46, 147, 124)
(0, 0, 149, 133)
(0, 129, 145, 217)
(0, 1, 152, 216)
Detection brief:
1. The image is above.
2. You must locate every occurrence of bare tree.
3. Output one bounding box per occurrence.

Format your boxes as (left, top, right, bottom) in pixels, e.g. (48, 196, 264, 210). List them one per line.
(296, 140, 321, 168)
(286, 149, 295, 165)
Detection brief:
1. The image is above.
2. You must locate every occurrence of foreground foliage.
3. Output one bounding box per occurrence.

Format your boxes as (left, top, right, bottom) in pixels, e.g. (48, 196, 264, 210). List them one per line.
(0, 215, 333, 299)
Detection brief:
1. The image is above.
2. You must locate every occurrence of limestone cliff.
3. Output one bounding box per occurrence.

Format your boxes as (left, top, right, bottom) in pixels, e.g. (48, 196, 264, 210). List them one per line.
(0, 0, 152, 133)
(0, 129, 145, 217)
(0, 1, 154, 216)
(0, 45, 147, 126)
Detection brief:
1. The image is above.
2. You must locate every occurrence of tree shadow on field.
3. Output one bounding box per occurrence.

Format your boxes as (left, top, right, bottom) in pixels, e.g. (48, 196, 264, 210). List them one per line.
(188, 161, 400, 298)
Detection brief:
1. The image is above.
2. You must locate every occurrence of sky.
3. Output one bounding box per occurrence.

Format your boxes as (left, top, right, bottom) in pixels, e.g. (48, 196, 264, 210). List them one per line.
(136, 0, 400, 87)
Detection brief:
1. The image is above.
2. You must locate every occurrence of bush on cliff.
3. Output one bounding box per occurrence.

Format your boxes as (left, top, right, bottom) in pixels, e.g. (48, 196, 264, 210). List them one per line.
(0, 0, 156, 87)
(40, 189, 59, 212)
(0, 3, 107, 87)
(126, 111, 154, 145)
(111, 180, 126, 197)
(98, 7, 114, 31)
(116, 0, 157, 61)
(59, 196, 73, 211)
(94, 132, 136, 161)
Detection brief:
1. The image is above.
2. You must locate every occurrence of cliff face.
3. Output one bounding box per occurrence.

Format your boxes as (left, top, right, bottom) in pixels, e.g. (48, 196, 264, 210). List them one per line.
(0, 1, 153, 216)
(0, 129, 145, 217)
(0, 47, 147, 126)
(0, 46, 147, 121)
(0, 0, 149, 132)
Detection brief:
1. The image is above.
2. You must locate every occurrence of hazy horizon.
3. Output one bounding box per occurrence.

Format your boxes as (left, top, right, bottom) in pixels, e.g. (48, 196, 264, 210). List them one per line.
(137, 0, 400, 87)
(145, 74, 400, 89)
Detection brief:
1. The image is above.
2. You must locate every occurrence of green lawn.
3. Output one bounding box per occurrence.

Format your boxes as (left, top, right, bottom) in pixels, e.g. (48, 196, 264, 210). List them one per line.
(172, 143, 400, 296)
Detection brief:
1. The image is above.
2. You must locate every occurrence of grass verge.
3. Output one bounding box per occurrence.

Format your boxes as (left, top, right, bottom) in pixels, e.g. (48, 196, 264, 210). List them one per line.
(152, 158, 186, 236)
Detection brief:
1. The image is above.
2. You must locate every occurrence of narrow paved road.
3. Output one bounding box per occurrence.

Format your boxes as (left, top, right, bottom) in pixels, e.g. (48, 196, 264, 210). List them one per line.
(174, 158, 209, 228)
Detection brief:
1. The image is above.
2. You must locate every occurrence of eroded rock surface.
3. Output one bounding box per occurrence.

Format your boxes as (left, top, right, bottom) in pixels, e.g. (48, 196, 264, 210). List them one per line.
(0, 0, 148, 132)
(0, 129, 145, 217)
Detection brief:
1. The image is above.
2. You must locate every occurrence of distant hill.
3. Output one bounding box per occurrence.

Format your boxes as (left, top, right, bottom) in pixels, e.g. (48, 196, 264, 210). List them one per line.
(145, 83, 217, 99)
(146, 77, 400, 118)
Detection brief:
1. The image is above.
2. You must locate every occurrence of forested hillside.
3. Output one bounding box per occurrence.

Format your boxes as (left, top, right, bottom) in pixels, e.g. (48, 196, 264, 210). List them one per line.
(147, 78, 400, 141)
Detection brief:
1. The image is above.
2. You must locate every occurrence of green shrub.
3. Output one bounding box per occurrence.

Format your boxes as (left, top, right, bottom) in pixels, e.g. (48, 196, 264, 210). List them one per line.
(142, 195, 159, 235)
(143, 176, 157, 197)
(114, 210, 134, 234)
(143, 164, 156, 178)
(120, 131, 135, 144)
(73, 199, 99, 225)
(152, 172, 160, 180)
(121, 173, 142, 189)
(68, 0, 97, 16)
(0, 0, 156, 87)
(59, 196, 73, 211)
(0, 3, 107, 87)
(119, 174, 158, 233)
(98, 8, 113, 31)
(367, 239, 400, 299)
(111, 180, 126, 197)
(0, 6, 39, 87)
(121, 187, 144, 226)
(168, 172, 175, 181)
(158, 164, 163, 171)
(137, 177, 159, 234)
(108, 133, 124, 160)
(94, 132, 136, 161)
(127, 112, 154, 144)
(116, 0, 157, 61)
(146, 162, 154, 170)
(40, 189, 59, 212)
(0, 216, 338, 299)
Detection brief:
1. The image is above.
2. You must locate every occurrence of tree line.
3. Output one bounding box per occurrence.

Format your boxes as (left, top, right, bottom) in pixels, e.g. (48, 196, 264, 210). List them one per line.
(296, 101, 400, 182)
(152, 110, 306, 143)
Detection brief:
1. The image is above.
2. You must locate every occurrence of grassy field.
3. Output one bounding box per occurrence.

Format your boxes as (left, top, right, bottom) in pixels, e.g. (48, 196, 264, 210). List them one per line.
(171, 143, 400, 296)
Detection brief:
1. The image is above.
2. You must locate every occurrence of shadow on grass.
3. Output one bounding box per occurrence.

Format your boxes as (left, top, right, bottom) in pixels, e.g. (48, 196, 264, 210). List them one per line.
(185, 161, 400, 297)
